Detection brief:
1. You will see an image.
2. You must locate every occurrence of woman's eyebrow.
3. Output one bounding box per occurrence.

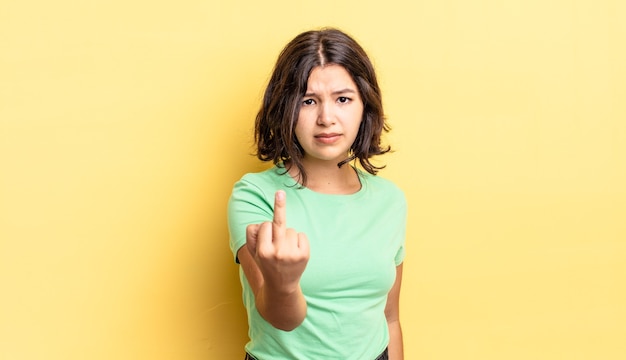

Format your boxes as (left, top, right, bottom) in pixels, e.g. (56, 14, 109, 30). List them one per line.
(304, 88, 357, 97)
(332, 88, 357, 95)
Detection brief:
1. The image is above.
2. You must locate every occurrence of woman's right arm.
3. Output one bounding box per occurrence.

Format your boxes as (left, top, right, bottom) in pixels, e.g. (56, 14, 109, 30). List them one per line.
(237, 190, 309, 331)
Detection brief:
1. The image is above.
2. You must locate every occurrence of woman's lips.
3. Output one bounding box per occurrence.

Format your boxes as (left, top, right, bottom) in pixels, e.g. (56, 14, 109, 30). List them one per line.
(314, 133, 341, 144)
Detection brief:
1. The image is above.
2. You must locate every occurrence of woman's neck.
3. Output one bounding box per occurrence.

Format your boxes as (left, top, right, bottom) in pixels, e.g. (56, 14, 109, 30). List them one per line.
(287, 159, 361, 195)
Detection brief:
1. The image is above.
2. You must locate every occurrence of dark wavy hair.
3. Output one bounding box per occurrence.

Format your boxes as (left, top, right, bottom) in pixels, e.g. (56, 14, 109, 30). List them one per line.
(254, 28, 390, 186)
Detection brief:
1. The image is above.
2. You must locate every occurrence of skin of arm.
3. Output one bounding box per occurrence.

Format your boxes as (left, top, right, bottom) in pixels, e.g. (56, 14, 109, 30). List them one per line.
(385, 264, 404, 360)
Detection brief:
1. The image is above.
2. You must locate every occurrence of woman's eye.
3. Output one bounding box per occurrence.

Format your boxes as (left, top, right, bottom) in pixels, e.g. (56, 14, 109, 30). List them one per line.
(303, 99, 315, 105)
(338, 96, 351, 104)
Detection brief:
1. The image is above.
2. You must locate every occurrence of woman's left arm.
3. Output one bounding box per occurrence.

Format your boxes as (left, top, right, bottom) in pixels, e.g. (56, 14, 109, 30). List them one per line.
(385, 264, 404, 360)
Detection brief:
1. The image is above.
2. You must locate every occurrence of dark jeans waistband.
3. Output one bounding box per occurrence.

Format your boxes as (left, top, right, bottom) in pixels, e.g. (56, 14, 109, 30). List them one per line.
(245, 347, 388, 360)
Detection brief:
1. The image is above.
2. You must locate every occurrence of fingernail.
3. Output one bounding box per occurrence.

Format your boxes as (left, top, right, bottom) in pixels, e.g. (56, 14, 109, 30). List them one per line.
(276, 190, 284, 201)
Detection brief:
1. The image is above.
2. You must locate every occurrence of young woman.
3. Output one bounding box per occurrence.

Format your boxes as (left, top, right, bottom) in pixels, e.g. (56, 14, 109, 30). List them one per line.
(228, 28, 407, 360)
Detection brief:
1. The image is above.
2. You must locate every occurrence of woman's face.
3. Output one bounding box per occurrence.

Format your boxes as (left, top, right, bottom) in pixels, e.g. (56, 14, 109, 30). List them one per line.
(295, 64, 364, 166)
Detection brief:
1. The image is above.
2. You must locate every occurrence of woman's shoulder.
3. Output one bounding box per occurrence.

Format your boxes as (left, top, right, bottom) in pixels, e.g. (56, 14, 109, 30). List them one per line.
(357, 171, 406, 209)
(359, 169, 404, 193)
(234, 166, 292, 192)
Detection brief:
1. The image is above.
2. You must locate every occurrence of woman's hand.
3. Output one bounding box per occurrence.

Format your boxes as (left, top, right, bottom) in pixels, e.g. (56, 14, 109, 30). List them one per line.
(246, 190, 310, 294)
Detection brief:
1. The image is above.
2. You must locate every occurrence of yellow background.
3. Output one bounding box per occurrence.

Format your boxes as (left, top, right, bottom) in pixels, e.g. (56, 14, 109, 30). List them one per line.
(1, 0, 625, 359)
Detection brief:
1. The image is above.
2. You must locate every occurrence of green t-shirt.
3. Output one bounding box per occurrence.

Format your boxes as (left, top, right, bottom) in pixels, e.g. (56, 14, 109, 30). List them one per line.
(228, 166, 407, 360)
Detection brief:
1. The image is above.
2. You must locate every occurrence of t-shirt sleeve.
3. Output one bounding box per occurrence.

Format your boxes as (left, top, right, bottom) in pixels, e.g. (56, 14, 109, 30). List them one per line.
(393, 191, 408, 266)
(394, 243, 406, 266)
(227, 177, 274, 263)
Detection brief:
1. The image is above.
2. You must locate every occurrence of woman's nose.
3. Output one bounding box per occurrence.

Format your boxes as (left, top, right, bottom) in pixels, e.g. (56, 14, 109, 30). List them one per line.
(317, 103, 335, 126)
